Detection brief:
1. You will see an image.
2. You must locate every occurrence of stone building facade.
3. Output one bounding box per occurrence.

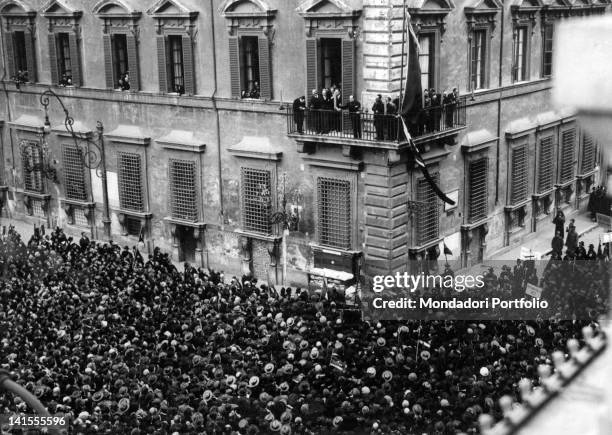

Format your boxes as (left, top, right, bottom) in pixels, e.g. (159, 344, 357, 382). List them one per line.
(0, 0, 608, 286)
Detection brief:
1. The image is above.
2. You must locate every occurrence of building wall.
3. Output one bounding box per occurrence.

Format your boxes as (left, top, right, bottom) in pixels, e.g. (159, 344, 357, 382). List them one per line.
(0, 0, 608, 284)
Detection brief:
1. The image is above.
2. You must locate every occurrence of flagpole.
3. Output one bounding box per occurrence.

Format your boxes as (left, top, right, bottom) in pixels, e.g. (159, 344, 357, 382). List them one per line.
(399, 0, 407, 113)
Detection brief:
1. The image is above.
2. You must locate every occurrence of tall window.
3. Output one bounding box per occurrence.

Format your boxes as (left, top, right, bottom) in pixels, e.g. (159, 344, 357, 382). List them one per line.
(241, 168, 272, 235)
(62, 145, 87, 201)
(118, 152, 144, 212)
(21, 142, 44, 193)
(169, 159, 197, 221)
(468, 158, 488, 223)
(416, 175, 440, 245)
(168, 35, 185, 94)
(13, 31, 28, 74)
(320, 38, 342, 90)
(538, 136, 554, 193)
(419, 34, 435, 91)
(560, 129, 576, 183)
(581, 133, 595, 174)
(240, 36, 260, 98)
(511, 145, 528, 204)
(57, 33, 72, 81)
(512, 27, 528, 82)
(542, 23, 553, 77)
(470, 29, 487, 90)
(317, 177, 351, 250)
(112, 34, 128, 87)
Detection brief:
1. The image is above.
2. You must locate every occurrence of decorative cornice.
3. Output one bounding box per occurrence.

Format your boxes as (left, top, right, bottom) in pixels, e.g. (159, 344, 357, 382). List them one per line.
(302, 155, 363, 171)
(296, 0, 361, 38)
(219, 0, 277, 37)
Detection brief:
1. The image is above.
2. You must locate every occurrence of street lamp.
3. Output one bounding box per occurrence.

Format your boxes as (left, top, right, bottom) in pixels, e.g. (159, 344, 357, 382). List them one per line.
(37, 89, 112, 240)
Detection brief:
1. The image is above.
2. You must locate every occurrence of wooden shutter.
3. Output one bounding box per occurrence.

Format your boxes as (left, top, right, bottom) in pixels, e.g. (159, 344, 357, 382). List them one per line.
(258, 36, 271, 100)
(126, 34, 139, 91)
(228, 36, 241, 98)
(68, 33, 81, 86)
(581, 133, 595, 174)
(341, 39, 355, 105)
(103, 34, 114, 89)
(182, 35, 194, 95)
(560, 129, 575, 183)
(48, 33, 59, 85)
(511, 145, 528, 204)
(24, 30, 36, 82)
(3, 33, 15, 78)
(156, 35, 168, 93)
(538, 136, 554, 193)
(468, 158, 488, 223)
(305, 38, 318, 96)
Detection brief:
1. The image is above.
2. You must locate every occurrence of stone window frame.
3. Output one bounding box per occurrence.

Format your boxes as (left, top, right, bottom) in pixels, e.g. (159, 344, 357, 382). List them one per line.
(93, 0, 142, 91)
(0, 0, 37, 82)
(460, 131, 494, 226)
(41, 0, 83, 87)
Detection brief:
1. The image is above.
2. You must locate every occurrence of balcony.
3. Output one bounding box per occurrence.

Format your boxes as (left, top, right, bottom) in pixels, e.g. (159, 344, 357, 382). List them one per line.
(286, 99, 467, 155)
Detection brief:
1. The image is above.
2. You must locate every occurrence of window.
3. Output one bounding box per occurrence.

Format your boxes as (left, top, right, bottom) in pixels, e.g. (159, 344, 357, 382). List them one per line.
(468, 158, 488, 223)
(169, 159, 197, 221)
(538, 136, 554, 193)
(21, 142, 44, 193)
(419, 34, 435, 91)
(512, 27, 528, 82)
(13, 31, 28, 75)
(317, 177, 351, 250)
(241, 168, 272, 235)
(542, 23, 553, 77)
(57, 33, 72, 81)
(560, 129, 576, 183)
(416, 175, 440, 246)
(581, 133, 595, 174)
(62, 145, 87, 201)
(112, 34, 128, 88)
(470, 29, 487, 90)
(168, 35, 185, 94)
(240, 36, 260, 98)
(118, 152, 144, 212)
(511, 145, 528, 204)
(320, 38, 342, 90)
(125, 216, 142, 237)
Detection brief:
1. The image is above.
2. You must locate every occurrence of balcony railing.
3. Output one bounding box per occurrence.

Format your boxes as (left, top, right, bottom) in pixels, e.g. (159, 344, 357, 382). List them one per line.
(286, 99, 466, 143)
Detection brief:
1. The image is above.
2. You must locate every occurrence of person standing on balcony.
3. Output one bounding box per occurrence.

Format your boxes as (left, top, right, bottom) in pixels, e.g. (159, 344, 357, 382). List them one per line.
(422, 89, 431, 133)
(384, 96, 397, 140)
(430, 91, 442, 132)
(333, 87, 343, 132)
(293, 96, 306, 134)
(308, 89, 321, 133)
(340, 95, 362, 139)
(321, 88, 333, 134)
(372, 94, 385, 140)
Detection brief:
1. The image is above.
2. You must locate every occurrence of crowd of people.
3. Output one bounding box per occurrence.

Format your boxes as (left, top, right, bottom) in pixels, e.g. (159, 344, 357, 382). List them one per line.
(587, 185, 611, 220)
(291, 87, 461, 141)
(551, 207, 610, 260)
(0, 226, 607, 434)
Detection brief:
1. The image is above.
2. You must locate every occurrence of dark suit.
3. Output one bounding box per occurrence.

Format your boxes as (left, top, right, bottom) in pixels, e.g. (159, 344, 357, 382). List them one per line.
(308, 94, 321, 132)
(293, 98, 306, 133)
(341, 100, 362, 138)
(372, 100, 384, 140)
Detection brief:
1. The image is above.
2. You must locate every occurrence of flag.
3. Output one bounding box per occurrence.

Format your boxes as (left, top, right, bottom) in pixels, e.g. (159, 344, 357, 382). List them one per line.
(443, 242, 453, 256)
(138, 226, 145, 244)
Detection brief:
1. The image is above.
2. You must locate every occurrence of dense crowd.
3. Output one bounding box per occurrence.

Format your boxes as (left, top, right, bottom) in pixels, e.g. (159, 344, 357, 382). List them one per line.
(0, 227, 607, 434)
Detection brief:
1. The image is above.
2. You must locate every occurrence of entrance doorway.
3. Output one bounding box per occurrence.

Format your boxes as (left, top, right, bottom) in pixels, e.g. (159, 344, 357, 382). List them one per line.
(177, 226, 196, 263)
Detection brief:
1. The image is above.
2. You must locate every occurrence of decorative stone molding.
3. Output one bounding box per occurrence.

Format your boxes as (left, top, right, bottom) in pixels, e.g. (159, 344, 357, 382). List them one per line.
(147, 0, 198, 39)
(510, 0, 543, 29)
(302, 155, 363, 172)
(105, 124, 151, 147)
(228, 136, 282, 161)
(219, 0, 277, 37)
(461, 129, 497, 154)
(60, 198, 95, 226)
(93, 0, 141, 36)
(296, 0, 361, 38)
(407, 0, 455, 38)
(157, 130, 205, 153)
(40, 0, 81, 32)
(464, 0, 502, 36)
(117, 209, 152, 236)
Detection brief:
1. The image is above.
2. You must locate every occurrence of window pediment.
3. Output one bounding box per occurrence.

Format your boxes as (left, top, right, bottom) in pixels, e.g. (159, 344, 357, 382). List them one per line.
(408, 0, 455, 35)
(465, 0, 501, 32)
(147, 0, 197, 36)
(219, 0, 276, 36)
(0, 0, 34, 15)
(93, 0, 139, 16)
(296, 0, 361, 37)
(41, 0, 80, 17)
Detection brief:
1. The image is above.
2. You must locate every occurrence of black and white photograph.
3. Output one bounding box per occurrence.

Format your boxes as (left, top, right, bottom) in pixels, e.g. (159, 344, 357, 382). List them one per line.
(0, 0, 611, 433)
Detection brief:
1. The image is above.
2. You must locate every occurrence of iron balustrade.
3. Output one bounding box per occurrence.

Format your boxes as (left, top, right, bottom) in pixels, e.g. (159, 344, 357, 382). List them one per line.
(286, 99, 466, 142)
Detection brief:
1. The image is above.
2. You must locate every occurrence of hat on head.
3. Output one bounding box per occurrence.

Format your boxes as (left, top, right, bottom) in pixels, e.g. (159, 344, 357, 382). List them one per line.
(117, 398, 130, 414)
(377, 337, 386, 347)
(248, 376, 260, 388)
(264, 363, 275, 374)
(270, 420, 282, 432)
(382, 370, 393, 382)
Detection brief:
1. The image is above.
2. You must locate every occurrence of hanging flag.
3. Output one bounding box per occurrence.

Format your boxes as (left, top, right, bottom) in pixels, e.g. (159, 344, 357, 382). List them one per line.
(138, 226, 145, 244)
(443, 242, 453, 256)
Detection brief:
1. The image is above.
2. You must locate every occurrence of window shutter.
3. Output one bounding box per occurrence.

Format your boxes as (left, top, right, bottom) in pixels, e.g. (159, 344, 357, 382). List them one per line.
(126, 34, 139, 91)
(341, 39, 355, 105)
(258, 36, 271, 100)
(68, 33, 81, 86)
(103, 34, 114, 89)
(228, 36, 241, 98)
(581, 133, 595, 174)
(511, 145, 528, 204)
(560, 129, 575, 183)
(538, 136, 554, 193)
(48, 33, 59, 85)
(156, 35, 168, 93)
(305, 38, 318, 96)
(468, 158, 488, 223)
(24, 30, 36, 82)
(3, 33, 15, 78)
(182, 35, 194, 95)
(416, 174, 440, 245)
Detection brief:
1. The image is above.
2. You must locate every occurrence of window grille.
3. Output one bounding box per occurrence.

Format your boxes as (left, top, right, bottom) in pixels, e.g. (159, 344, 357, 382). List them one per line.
(169, 159, 197, 222)
(468, 158, 488, 223)
(542, 23, 553, 77)
(21, 142, 44, 193)
(560, 129, 575, 183)
(317, 177, 351, 250)
(581, 133, 595, 174)
(168, 35, 184, 94)
(74, 208, 88, 227)
(511, 145, 528, 204)
(57, 33, 72, 79)
(112, 34, 128, 87)
(538, 136, 554, 193)
(62, 145, 87, 201)
(470, 29, 487, 90)
(118, 152, 144, 212)
(416, 174, 440, 246)
(32, 199, 45, 218)
(241, 167, 272, 235)
(125, 216, 141, 237)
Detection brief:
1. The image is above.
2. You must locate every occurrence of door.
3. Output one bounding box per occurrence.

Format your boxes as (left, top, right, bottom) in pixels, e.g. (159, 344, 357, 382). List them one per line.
(178, 226, 196, 263)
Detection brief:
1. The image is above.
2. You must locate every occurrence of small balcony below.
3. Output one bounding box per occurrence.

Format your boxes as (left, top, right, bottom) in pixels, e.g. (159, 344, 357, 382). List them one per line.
(286, 99, 467, 154)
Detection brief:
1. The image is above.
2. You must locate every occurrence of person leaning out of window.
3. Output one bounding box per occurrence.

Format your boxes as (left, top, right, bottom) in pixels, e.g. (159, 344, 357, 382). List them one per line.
(118, 71, 130, 91)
